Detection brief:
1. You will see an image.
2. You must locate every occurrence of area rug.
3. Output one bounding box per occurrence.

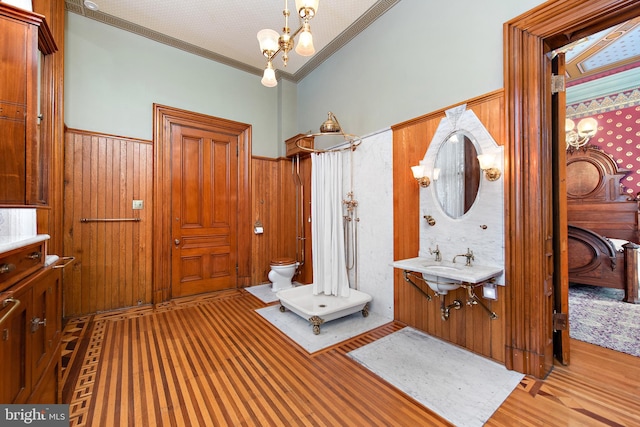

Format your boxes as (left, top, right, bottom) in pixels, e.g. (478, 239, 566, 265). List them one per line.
(256, 304, 391, 353)
(348, 327, 524, 427)
(245, 283, 280, 303)
(569, 285, 640, 357)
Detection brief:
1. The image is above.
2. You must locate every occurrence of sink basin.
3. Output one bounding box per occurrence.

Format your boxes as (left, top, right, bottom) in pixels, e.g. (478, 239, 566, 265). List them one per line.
(391, 257, 503, 285)
(423, 265, 460, 273)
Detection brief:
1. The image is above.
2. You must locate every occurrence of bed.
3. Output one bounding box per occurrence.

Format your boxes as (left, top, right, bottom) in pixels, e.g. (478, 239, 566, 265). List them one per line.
(566, 145, 639, 303)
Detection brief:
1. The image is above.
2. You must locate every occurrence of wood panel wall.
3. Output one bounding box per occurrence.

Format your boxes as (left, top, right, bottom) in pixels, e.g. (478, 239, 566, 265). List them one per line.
(391, 90, 507, 362)
(63, 129, 153, 317)
(33, 0, 64, 256)
(63, 128, 309, 315)
(251, 155, 312, 286)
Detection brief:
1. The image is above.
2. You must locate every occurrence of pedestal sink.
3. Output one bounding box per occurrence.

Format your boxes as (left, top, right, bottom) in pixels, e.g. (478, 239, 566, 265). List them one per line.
(391, 257, 503, 294)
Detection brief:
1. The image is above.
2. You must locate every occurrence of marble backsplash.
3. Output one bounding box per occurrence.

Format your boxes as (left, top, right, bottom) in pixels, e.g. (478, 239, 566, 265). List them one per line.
(0, 208, 37, 237)
(418, 105, 505, 285)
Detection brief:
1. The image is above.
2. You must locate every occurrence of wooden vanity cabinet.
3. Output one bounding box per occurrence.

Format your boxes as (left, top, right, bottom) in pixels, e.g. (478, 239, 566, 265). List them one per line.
(0, 284, 31, 403)
(0, 3, 56, 206)
(1, 252, 62, 403)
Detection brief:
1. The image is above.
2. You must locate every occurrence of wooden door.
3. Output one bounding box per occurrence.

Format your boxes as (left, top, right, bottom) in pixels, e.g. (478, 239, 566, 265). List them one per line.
(170, 123, 238, 297)
(552, 52, 570, 364)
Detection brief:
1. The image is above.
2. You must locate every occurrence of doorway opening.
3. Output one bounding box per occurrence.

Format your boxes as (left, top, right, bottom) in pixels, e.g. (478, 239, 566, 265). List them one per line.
(504, 0, 638, 378)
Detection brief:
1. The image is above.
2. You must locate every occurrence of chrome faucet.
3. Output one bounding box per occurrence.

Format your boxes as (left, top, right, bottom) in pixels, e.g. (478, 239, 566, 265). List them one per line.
(429, 245, 441, 262)
(452, 248, 474, 266)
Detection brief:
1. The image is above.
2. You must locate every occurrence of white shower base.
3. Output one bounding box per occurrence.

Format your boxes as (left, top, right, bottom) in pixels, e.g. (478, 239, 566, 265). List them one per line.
(276, 284, 372, 335)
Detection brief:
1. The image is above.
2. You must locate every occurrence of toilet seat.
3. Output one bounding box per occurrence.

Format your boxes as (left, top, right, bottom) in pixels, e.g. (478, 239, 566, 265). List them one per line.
(270, 257, 296, 266)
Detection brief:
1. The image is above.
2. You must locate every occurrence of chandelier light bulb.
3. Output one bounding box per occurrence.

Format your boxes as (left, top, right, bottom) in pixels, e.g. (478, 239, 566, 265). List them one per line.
(576, 117, 597, 137)
(261, 62, 277, 87)
(295, 0, 319, 18)
(295, 23, 315, 56)
(565, 118, 575, 133)
(257, 1, 320, 87)
(257, 29, 280, 56)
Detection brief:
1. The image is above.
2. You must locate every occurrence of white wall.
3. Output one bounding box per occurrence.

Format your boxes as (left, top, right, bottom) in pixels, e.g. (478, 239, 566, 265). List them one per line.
(65, 0, 545, 157)
(64, 12, 285, 157)
(296, 0, 542, 138)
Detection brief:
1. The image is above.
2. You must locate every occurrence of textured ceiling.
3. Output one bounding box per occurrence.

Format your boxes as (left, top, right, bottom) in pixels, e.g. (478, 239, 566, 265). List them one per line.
(64, 0, 399, 81)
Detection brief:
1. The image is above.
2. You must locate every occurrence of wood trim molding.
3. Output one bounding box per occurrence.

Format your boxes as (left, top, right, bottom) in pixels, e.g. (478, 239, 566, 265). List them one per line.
(503, 0, 638, 378)
(64, 127, 152, 144)
(152, 104, 252, 303)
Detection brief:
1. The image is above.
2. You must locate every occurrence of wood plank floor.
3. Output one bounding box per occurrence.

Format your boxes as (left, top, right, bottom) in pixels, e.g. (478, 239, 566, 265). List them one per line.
(60, 289, 640, 426)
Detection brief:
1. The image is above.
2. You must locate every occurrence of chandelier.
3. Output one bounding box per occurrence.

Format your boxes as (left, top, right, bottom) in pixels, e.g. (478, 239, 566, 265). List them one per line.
(257, 0, 320, 87)
(566, 117, 598, 151)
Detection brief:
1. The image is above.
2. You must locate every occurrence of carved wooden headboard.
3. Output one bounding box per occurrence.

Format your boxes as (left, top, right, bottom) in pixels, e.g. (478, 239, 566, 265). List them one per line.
(566, 146, 639, 243)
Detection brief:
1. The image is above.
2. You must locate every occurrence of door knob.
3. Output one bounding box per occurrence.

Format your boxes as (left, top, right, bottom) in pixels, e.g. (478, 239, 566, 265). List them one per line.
(174, 239, 180, 246)
(31, 317, 46, 333)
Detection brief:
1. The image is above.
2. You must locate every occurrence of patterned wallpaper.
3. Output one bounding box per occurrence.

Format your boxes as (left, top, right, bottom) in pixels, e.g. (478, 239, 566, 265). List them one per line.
(567, 88, 640, 197)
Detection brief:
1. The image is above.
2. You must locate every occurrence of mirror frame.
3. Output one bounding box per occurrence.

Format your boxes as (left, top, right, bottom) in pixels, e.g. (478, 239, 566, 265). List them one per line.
(433, 129, 481, 219)
(422, 104, 502, 219)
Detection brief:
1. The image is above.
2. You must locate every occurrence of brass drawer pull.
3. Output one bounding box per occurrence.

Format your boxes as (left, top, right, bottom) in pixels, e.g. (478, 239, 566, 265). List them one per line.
(27, 252, 42, 260)
(53, 256, 75, 269)
(0, 298, 21, 327)
(0, 263, 16, 274)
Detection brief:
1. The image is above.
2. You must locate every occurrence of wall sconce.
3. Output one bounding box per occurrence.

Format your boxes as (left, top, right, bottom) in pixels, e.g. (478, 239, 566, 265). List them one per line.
(411, 162, 431, 187)
(566, 117, 598, 151)
(477, 154, 501, 181)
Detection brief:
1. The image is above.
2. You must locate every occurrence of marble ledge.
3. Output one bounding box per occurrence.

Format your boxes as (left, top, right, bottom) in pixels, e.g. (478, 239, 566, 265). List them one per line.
(0, 234, 50, 255)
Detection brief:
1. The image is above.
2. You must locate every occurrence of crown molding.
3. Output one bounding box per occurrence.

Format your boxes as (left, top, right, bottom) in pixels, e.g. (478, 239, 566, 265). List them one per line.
(65, 0, 399, 83)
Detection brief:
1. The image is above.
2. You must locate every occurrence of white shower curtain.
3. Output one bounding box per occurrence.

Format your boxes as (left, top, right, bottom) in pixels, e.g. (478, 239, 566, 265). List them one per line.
(311, 152, 350, 297)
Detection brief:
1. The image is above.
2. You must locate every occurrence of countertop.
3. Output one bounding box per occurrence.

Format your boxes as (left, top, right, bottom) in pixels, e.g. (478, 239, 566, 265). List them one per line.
(0, 234, 50, 255)
(391, 257, 503, 284)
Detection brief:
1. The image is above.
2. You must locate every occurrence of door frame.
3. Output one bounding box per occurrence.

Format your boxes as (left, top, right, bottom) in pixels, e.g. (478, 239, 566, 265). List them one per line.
(504, 0, 638, 377)
(152, 104, 252, 303)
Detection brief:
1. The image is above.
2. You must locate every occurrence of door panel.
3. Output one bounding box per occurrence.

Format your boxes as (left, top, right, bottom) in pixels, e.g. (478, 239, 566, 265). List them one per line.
(171, 124, 238, 297)
(552, 52, 570, 364)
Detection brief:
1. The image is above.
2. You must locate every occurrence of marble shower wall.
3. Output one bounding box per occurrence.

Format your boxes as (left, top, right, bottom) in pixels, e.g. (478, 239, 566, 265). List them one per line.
(340, 128, 394, 319)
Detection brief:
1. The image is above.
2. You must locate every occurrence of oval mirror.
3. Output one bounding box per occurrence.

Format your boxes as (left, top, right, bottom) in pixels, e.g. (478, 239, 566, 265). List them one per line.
(433, 131, 481, 218)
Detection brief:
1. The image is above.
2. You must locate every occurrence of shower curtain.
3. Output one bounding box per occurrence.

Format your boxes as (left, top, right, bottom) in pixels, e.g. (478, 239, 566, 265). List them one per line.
(311, 151, 350, 297)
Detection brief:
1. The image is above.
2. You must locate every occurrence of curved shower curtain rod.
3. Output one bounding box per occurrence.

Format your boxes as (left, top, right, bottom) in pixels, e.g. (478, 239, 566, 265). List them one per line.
(294, 112, 362, 153)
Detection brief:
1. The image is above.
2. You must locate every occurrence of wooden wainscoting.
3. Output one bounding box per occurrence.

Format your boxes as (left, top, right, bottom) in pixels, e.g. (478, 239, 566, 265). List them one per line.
(391, 90, 507, 362)
(63, 129, 153, 317)
(251, 155, 312, 286)
(63, 129, 310, 315)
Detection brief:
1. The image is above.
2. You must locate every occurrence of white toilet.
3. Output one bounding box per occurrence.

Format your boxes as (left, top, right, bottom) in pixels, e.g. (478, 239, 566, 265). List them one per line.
(269, 258, 298, 292)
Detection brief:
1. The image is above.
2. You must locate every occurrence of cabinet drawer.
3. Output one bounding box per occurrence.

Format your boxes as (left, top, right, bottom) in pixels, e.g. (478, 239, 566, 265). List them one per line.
(0, 242, 45, 292)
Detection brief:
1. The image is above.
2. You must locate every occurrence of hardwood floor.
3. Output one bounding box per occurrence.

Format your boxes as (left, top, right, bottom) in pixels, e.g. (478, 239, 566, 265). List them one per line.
(60, 290, 640, 426)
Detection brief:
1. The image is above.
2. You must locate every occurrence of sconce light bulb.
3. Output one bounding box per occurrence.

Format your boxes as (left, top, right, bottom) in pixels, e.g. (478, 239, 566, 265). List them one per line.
(411, 165, 426, 179)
